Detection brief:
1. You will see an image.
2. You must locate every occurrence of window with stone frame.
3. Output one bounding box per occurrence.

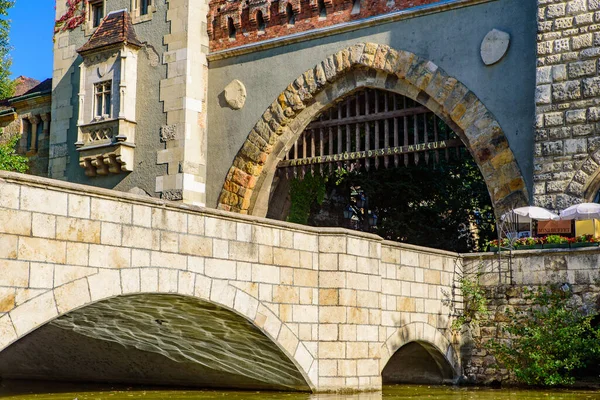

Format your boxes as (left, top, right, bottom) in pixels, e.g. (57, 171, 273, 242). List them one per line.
(131, 0, 156, 22)
(94, 81, 112, 119)
(90, 0, 104, 27)
(140, 0, 151, 15)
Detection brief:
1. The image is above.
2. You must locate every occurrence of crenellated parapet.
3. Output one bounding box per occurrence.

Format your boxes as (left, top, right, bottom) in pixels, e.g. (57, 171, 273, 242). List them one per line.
(208, 0, 446, 52)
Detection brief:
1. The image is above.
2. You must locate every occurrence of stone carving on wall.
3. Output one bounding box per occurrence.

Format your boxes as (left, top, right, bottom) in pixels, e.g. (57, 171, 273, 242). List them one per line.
(160, 124, 177, 142)
(162, 189, 183, 201)
(144, 45, 160, 67)
(223, 79, 247, 110)
(480, 29, 510, 66)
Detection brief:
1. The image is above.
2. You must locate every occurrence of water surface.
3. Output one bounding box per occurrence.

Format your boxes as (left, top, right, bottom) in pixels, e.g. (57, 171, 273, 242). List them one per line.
(0, 383, 598, 400)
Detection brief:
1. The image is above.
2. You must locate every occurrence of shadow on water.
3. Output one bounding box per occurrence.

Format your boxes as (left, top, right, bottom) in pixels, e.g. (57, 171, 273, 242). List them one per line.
(1, 382, 600, 400)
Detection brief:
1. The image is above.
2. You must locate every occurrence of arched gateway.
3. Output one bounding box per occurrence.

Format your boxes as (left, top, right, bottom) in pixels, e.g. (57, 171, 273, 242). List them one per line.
(218, 43, 528, 216)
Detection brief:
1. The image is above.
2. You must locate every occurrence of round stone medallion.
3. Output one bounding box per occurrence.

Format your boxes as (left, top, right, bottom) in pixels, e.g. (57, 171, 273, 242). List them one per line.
(224, 79, 247, 110)
(480, 29, 510, 66)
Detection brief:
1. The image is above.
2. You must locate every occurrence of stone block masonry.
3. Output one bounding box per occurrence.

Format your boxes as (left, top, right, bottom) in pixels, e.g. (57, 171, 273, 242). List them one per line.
(535, 0, 600, 209)
(0, 170, 461, 393)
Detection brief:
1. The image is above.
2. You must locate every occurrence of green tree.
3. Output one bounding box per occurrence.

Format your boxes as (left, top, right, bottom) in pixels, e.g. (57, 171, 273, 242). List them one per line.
(288, 172, 327, 225)
(0, 0, 14, 100)
(489, 285, 600, 386)
(332, 156, 495, 252)
(0, 133, 28, 172)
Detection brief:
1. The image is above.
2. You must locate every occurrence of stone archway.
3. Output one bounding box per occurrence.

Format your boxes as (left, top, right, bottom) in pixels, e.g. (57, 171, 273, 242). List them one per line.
(380, 321, 459, 380)
(0, 275, 316, 391)
(218, 42, 528, 217)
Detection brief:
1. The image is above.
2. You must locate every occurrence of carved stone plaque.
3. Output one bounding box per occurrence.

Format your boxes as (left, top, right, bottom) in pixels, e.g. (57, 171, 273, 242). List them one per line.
(481, 29, 510, 66)
(224, 79, 247, 110)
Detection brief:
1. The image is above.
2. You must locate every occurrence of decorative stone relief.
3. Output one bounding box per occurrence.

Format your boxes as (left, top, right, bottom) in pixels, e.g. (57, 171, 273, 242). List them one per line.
(144, 45, 160, 67)
(160, 124, 177, 142)
(223, 79, 247, 110)
(480, 29, 510, 66)
(162, 189, 183, 201)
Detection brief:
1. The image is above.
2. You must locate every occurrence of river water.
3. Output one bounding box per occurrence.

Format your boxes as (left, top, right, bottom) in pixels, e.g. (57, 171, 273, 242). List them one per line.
(0, 383, 598, 400)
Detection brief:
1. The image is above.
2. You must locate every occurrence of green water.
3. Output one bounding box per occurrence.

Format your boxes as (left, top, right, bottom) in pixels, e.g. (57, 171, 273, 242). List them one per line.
(0, 383, 598, 400)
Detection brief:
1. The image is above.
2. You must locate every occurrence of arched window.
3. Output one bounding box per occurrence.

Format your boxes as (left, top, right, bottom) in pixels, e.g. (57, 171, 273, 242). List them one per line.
(351, 0, 360, 14)
(227, 17, 236, 39)
(256, 10, 266, 32)
(318, 0, 326, 18)
(286, 3, 295, 25)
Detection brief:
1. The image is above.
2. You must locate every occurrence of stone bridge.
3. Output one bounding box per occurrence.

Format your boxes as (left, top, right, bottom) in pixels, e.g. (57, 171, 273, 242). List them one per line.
(0, 171, 463, 392)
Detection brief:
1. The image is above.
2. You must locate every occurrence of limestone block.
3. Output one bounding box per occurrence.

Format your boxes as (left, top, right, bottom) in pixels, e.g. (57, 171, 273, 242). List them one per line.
(205, 259, 236, 280)
(158, 269, 178, 293)
(401, 250, 419, 267)
(20, 187, 68, 216)
(132, 249, 150, 269)
(9, 291, 57, 337)
(160, 231, 179, 253)
(319, 235, 346, 253)
(0, 234, 18, 259)
(18, 237, 65, 264)
(121, 268, 141, 294)
(252, 264, 280, 284)
(140, 268, 159, 292)
(229, 242, 259, 263)
(68, 194, 90, 219)
(294, 343, 314, 373)
(0, 181, 20, 209)
(132, 205, 152, 228)
(254, 226, 280, 246)
(54, 278, 91, 314)
(273, 248, 300, 268)
(151, 208, 187, 233)
(88, 269, 121, 301)
(292, 305, 318, 323)
(210, 279, 236, 308)
(236, 223, 252, 242)
(122, 226, 160, 250)
(480, 29, 510, 66)
(55, 265, 97, 286)
(56, 217, 101, 244)
(101, 222, 122, 246)
(29, 263, 54, 289)
(346, 272, 369, 290)
(293, 232, 318, 252)
(32, 214, 56, 239)
(234, 289, 259, 320)
(0, 209, 31, 236)
(89, 244, 130, 269)
(347, 237, 369, 257)
(320, 306, 347, 323)
(205, 217, 236, 240)
(277, 324, 299, 356)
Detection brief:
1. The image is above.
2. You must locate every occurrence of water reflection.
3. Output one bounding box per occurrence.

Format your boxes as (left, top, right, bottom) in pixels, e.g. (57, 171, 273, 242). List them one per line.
(0, 383, 599, 400)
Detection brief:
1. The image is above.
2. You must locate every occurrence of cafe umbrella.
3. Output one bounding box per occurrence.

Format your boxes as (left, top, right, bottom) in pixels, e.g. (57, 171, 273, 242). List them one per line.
(559, 202, 600, 220)
(500, 206, 560, 242)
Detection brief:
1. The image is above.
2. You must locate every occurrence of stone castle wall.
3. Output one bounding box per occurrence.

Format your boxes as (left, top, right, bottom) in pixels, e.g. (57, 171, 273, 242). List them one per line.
(535, 0, 600, 209)
(462, 249, 600, 383)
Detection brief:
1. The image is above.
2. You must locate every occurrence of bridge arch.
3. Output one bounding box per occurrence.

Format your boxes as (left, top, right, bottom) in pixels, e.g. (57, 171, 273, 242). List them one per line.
(218, 42, 528, 217)
(0, 271, 316, 391)
(380, 322, 459, 384)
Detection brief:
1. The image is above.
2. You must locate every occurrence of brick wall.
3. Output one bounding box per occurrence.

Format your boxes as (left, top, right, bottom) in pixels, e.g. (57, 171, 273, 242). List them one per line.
(535, 0, 600, 209)
(209, 0, 445, 52)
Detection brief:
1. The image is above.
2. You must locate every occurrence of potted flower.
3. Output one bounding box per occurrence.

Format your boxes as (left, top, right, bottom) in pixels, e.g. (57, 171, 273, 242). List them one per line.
(543, 234, 570, 249)
(570, 234, 599, 248)
(514, 237, 543, 250)
(486, 239, 499, 252)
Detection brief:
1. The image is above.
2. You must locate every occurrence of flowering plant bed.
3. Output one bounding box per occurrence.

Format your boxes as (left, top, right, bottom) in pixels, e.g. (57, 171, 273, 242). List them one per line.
(568, 234, 599, 248)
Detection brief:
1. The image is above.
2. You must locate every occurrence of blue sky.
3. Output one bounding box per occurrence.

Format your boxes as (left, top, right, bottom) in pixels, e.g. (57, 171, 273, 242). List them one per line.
(8, 0, 55, 81)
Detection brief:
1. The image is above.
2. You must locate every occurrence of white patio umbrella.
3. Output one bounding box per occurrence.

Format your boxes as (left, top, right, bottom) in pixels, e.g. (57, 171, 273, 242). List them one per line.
(560, 203, 600, 220)
(502, 206, 560, 222)
(500, 206, 560, 239)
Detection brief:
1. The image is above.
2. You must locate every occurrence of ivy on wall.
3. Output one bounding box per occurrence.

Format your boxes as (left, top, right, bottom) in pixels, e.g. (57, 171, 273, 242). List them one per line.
(54, 0, 87, 35)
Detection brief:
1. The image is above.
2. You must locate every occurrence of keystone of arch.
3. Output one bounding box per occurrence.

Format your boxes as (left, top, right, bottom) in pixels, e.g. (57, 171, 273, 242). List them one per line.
(380, 321, 460, 376)
(218, 42, 529, 216)
(0, 272, 316, 391)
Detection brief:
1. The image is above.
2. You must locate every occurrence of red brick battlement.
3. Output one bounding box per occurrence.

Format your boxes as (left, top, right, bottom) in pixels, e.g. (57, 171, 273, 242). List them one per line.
(208, 0, 445, 52)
